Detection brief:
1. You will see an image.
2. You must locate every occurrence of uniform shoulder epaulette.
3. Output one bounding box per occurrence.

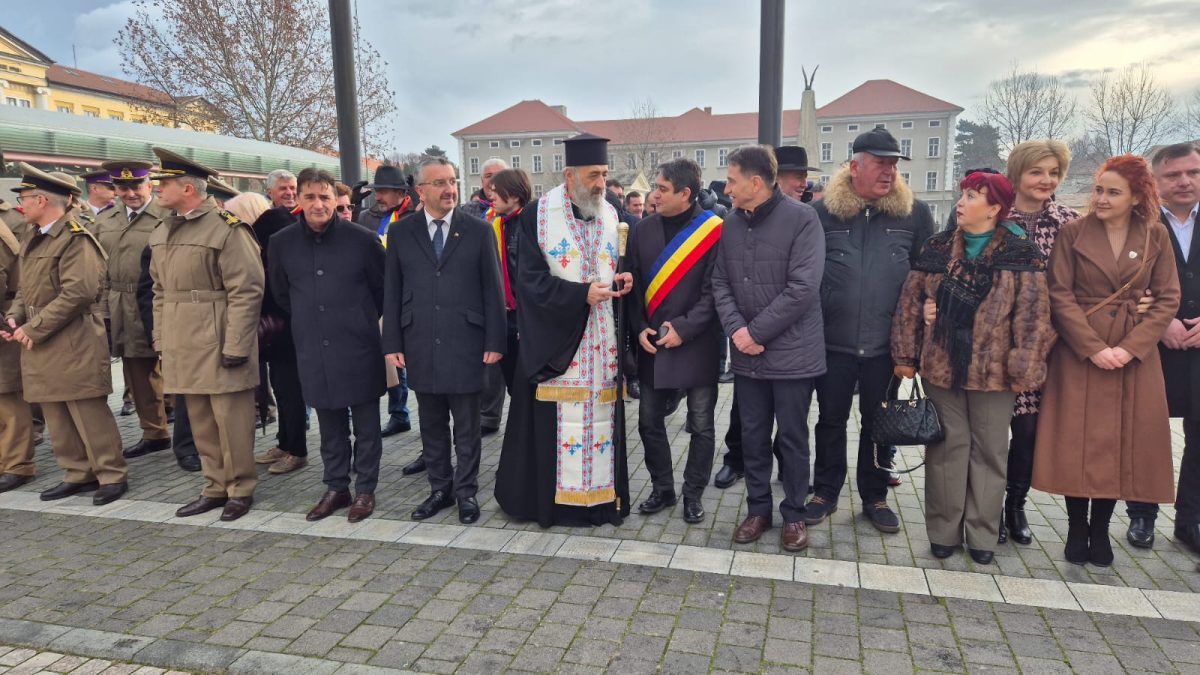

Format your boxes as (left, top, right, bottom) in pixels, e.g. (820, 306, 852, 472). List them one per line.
(67, 219, 87, 234)
(217, 208, 243, 227)
(78, 211, 95, 224)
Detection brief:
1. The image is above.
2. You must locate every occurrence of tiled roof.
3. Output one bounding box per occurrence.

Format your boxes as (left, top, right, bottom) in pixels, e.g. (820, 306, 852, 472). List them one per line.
(47, 65, 173, 106)
(818, 79, 963, 118)
(453, 99, 580, 136)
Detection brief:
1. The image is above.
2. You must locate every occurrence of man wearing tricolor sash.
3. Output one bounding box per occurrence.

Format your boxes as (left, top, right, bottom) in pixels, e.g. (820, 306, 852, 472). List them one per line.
(627, 158, 722, 524)
(495, 133, 634, 528)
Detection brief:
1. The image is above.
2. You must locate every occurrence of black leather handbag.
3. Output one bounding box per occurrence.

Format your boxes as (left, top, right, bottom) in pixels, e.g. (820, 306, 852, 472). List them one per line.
(871, 377, 943, 472)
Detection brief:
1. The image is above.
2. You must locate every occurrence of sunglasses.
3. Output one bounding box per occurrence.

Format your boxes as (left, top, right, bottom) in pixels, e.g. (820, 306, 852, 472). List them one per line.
(335, 205, 352, 213)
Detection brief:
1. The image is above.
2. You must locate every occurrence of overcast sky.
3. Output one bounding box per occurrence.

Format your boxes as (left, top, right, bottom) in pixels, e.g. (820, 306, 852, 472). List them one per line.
(7, 0, 1200, 160)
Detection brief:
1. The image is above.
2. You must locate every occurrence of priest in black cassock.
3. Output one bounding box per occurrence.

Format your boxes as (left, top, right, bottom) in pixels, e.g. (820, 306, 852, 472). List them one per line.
(495, 134, 634, 528)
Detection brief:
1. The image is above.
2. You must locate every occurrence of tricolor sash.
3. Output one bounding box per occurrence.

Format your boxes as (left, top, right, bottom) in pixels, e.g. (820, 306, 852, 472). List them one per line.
(644, 210, 722, 317)
(375, 197, 411, 247)
(484, 205, 518, 310)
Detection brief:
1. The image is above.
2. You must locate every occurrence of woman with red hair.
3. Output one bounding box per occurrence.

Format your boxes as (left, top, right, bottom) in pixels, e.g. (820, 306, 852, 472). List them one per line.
(891, 171, 1054, 564)
(1033, 155, 1180, 568)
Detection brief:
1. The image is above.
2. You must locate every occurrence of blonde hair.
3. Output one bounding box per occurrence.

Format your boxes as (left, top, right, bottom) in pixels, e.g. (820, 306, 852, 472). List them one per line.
(1006, 139, 1072, 188)
(224, 192, 271, 225)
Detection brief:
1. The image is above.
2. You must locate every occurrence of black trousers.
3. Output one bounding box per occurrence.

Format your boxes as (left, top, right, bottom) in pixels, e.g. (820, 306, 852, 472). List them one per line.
(737, 376, 814, 523)
(171, 394, 198, 461)
(639, 382, 718, 500)
(481, 315, 520, 430)
(314, 401, 382, 494)
(813, 352, 891, 504)
(721, 389, 782, 471)
(415, 391, 482, 500)
(1128, 416, 1200, 525)
(266, 353, 308, 458)
(1007, 412, 1037, 488)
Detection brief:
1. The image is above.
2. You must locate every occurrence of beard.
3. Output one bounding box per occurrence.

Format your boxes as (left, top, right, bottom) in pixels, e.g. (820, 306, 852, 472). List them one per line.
(568, 177, 605, 220)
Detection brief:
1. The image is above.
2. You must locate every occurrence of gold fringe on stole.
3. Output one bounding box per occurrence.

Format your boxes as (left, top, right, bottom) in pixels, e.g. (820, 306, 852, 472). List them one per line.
(554, 486, 617, 506)
(536, 385, 619, 403)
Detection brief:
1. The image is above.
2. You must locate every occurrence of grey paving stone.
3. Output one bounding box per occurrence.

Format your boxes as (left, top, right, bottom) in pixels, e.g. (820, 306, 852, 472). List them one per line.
(132, 639, 243, 672)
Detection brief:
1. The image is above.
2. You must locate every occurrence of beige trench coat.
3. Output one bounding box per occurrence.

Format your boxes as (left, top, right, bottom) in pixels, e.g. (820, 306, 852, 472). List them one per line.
(0, 219, 22, 394)
(96, 198, 169, 358)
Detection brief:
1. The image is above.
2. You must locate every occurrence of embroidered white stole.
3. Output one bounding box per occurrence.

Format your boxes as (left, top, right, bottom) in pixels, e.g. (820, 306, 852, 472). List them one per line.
(535, 183, 620, 507)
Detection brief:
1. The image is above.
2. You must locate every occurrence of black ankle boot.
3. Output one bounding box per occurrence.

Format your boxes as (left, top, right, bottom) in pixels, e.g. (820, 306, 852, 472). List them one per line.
(1064, 521, 1090, 565)
(998, 508, 1008, 544)
(1088, 515, 1114, 567)
(1005, 484, 1033, 545)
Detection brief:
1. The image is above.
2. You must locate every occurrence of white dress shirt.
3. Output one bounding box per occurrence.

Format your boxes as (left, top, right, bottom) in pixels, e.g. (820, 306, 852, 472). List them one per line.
(425, 209, 454, 241)
(1163, 204, 1199, 262)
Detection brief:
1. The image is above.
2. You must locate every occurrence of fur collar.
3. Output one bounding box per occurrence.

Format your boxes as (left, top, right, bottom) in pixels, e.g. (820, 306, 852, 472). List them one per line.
(822, 166, 914, 221)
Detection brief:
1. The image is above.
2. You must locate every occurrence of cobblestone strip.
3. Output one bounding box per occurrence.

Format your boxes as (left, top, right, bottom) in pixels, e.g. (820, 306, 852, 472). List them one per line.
(0, 643, 194, 675)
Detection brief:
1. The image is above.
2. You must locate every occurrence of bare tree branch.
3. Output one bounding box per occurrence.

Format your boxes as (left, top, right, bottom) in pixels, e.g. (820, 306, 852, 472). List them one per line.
(617, 99, 680, 176)
(982, 63, 1077, 153)
(1084, 63, 1176, 156)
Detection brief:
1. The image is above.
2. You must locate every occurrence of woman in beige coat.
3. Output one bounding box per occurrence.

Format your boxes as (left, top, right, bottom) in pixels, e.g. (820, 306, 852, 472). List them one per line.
(1033, 155, 1180, 568)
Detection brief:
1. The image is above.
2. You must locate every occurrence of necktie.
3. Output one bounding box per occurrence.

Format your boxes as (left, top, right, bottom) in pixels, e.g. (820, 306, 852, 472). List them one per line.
(128, 209, 136, 223)
(433, 220, 445, 260)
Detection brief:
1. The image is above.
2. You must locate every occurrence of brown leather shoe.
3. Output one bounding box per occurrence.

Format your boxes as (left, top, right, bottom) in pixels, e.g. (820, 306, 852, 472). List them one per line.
(306, 490, 351, 521)
(348, 493, 375, 523)
(176, 495, 227, 518)
(734, 515, 772, 544)
(254, 446, 287, 464)
(268, 454, 307, 475)
(219, 496, 254, 522)
(781, 521, 809, 552)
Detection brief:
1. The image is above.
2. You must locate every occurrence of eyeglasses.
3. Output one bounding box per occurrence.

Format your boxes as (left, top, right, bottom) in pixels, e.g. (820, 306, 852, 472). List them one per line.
(14, 193, 45, 205)
(418, 179, 457, 189)
(335, 205, 352, 213)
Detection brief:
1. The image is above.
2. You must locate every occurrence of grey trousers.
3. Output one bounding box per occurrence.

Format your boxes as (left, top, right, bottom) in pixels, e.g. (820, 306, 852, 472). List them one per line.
(315, 401, 383, 494)
(924, 383, 1016, 550)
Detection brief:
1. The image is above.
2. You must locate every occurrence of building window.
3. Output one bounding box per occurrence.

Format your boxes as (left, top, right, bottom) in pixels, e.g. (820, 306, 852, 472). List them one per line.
(875, 123, 886, 129)
(929, 119, 942, 128)
(109, 113, 123, 121)
(718, 148, 728, 167)
(846, 142, 854, 161)
(607, 154, 614, 167)
(626, 153, 636, 170)
(532, 155, 543, 173)
(489, 140, 499, 148)
(820, 142, 832, 163)
(553, 138, 564, 145)
(5, 97, 16, 106)
(468, 141, 479, 149)
(901, 121, 914, 129)
(534, 184, 544, 197)
(900, 139, 912, 157)
(927, 137, 940, 158)
(469, 157, 480, 175)
(695, 149, 706, 168)
(553, 154, 563, 172)
(57, 105, 71, 113)
(820, 125, 832, 133)
(672, 150, 682, 159)
(511, 155, 521, 170)
(510, 140, 520, 148)
(649, 151, 658, 167)
(531, 139, 542, 147)
(926, 171, 938, 191)
(18, 99, 30, 108)
(900, 172, 911, 184)
(929, 203, 939, 221)
(85, 110, 98, 118)
(847, 124, 859, 132)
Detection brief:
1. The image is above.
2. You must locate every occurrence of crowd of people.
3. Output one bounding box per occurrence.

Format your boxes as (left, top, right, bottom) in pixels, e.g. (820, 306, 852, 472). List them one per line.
(0, 128, 1197, 572)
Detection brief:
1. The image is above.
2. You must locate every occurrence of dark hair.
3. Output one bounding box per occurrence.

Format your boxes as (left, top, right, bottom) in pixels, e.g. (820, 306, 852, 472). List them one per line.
(605, 178, 623, 189)
(1151, 142, 1200, 169)
(334, 181, 351, 198)
(656, 158, 702, 202)
(297, 167, 337, 192)
(490, 168, 532, 206)
(727, 145, 777, 184)
(959, 171, 1015, 223)
(624, 190, 642, 204)
(1098, 154, 1160, 225)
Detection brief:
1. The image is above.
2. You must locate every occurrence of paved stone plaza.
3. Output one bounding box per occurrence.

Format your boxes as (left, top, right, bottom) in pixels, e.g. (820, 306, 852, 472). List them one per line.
(0, 371, 1198, 673)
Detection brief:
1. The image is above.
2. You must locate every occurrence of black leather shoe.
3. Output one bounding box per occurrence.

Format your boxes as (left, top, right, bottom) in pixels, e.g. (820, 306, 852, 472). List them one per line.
(682, 497, 704, 524)
(713, 465, 743, 489)
(930, 543, 957, 559)
(1126, 517, 1156, 549)
(122, 437, 171, 459)
(119, 400, 135, 416)
(166, 410, 175, 424)
(481, 425, 500, 437)
(381, 418, 412, 437)
(93, 481, 128, 506)
(968, 548, 994, 565)
(220, 497, 254, 522)
(0, 474, 32, 493)
(638, 491, 677, 515)
(627, 380, 641, 399)
(1065, 521, 1090, 565)
(458, 496, 480, 524)
(718, 371, 735, 384)
(401, 457, 426, 476)
(177, 455, 202, 472)
(40, 480, 99, 501)
(412, 490, 454, 520)
(175, 495, 227, 517)
(1174, 523, 1200, 555)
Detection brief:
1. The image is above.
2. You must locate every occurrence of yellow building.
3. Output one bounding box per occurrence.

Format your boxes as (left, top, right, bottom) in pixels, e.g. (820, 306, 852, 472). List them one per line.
(0, 26, 215, 131)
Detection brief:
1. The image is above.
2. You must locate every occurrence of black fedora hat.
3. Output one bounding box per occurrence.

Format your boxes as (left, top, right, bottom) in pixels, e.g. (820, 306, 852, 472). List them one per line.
(367, 165, 407, 190)
(775, 146, 820, 172)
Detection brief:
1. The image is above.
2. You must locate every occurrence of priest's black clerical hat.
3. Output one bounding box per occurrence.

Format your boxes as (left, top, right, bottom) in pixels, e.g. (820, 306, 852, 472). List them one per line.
(564, 133, 609, 167)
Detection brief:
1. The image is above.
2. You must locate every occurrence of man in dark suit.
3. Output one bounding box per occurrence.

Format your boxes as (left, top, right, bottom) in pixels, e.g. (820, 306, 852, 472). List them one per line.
(1128, 142, 1200, 553)
(382, 157, 506, 524)
(628, 158, 722, 523)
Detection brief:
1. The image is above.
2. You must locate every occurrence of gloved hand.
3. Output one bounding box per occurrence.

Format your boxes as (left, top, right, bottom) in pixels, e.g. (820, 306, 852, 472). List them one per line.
(221, 353, 249, 368)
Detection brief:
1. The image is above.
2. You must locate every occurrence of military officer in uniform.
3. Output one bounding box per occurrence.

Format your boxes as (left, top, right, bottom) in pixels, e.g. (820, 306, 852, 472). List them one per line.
(0, 195, 46, 447)
(81, 170, 116, 216)
(148, 148, 264, 522)
(2, 163, 128, 504)
(0, 209, 33, 492)
(206, 176, 241, 208)
(96, 160, 174, 462)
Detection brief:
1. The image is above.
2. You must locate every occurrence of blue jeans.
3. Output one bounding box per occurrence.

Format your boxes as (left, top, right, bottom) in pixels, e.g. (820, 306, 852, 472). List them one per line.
(387, 368, 410, 424)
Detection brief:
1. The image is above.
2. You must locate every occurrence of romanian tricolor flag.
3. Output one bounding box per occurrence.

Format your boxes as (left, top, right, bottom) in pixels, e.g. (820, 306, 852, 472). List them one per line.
(376, 197, 410, 248)
(644, 210, 722, 317)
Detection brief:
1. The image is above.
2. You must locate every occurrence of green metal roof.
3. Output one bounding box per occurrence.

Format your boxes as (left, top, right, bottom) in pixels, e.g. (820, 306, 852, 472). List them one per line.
(0, 105, 341, 177)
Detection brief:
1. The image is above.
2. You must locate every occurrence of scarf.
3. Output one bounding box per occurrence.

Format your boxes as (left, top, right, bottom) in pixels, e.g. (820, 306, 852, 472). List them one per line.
(484, 205, 519, 310)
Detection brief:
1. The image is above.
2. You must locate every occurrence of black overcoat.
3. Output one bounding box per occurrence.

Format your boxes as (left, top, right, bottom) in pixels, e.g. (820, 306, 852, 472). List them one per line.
(268, 216, 386, 409)
(1159, 209, 1200, 419)
(381, 208, 506, 394)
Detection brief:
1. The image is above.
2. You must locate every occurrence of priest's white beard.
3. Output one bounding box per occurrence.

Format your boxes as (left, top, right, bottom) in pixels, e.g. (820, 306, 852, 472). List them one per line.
(568, 178, 605, 221)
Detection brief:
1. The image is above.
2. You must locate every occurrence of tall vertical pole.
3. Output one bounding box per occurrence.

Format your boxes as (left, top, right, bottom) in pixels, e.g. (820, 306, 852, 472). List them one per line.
(757, 0, 785, 147)
(329, 0, 362, 183)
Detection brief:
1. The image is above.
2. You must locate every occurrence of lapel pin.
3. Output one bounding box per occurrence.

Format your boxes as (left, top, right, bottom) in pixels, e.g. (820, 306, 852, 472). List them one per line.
(454, 232, 460, 238)
(1129, 250, 1138, 259)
